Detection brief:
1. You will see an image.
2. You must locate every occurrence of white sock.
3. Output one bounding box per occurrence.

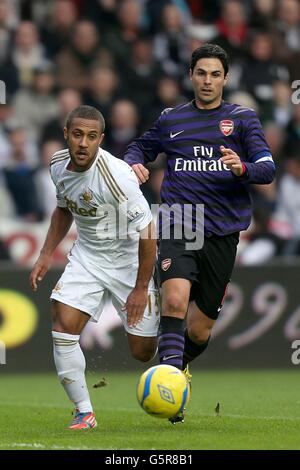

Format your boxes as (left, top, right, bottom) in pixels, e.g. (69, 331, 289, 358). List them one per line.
(52, 331, 93, 413)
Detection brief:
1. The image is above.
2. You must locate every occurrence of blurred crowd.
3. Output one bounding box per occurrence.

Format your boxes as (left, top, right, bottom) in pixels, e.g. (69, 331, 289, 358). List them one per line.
(1, 0, 300, 264)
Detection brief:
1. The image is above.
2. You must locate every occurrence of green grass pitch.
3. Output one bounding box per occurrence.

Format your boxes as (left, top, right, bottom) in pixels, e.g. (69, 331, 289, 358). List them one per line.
(0, 370, 299, 450)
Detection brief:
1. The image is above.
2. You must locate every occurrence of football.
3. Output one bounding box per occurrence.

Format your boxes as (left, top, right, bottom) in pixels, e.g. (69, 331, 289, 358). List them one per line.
(136, 364, 190, 419)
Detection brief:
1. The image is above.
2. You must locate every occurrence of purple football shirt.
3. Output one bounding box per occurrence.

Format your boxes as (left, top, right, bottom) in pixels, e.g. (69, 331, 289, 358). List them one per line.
(124, 100, 275, 236)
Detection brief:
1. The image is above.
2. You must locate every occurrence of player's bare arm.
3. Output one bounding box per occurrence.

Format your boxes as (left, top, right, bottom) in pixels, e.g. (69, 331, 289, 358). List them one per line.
(131, 163, 149, 184)
(220, 145, 244, 177)
(30, 207, 73, 291)
(122, 221, 157, 327)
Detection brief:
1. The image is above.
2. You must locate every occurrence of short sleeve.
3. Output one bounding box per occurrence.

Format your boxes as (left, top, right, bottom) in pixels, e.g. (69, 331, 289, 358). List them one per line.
(119, 166, 152, 233)
(49, 162, 67, 208)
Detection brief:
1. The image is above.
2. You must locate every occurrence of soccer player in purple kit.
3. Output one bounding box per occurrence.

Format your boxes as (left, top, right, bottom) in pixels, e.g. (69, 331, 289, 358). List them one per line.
(124, 44, 275, 423)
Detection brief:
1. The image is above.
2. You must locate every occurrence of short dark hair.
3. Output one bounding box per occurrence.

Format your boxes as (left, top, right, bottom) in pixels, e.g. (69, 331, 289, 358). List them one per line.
(66, 105, 105, 132)
(190, 43, 229, 75)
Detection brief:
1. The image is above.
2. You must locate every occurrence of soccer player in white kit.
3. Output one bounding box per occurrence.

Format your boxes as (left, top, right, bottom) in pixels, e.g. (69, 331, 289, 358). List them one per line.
(30, 106, 159, 430)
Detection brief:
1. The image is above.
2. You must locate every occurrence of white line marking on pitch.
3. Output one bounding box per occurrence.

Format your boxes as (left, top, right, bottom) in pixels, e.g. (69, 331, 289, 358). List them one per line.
(0, 443, 91, 450)
(0, 443, 127, 450)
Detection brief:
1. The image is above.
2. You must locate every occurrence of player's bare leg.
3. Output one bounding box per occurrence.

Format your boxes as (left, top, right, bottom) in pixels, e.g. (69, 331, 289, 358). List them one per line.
(51, 301, 97, 429)
(183, 301, 215, 368)
(127, 333, 157, 362)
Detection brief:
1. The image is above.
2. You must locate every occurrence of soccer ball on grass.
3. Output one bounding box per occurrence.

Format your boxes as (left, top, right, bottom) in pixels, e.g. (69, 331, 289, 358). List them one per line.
(136, 364, 190, 419)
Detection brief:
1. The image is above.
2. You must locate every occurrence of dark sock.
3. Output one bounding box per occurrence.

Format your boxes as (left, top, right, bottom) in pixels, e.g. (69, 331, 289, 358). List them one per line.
(158, 316, 184, 369)
(182, 329, 210, 369)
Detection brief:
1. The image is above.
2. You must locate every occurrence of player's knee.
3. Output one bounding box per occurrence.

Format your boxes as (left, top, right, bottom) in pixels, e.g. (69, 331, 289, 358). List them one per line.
(163, 295, 186, 316)
(131, 347, 156, 362)
(189, 327, 211, 345)
(52, 320, 77, 335)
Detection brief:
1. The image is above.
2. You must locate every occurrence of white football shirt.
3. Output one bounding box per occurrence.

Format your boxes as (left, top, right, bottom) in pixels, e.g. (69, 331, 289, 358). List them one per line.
(50, 147, 152, 268)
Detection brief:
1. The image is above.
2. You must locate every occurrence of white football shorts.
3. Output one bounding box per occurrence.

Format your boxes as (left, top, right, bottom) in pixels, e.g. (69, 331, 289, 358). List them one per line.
(50, 248, 160, 337)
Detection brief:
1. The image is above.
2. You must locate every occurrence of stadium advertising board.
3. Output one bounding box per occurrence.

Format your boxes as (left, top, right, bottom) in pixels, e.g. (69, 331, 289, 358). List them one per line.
(1, 264, 300, 371)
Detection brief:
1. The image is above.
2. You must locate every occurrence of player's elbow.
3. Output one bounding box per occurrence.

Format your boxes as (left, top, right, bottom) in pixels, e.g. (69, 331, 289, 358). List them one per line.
(255, 164, 276, 185)
(265, 167, 276, 184)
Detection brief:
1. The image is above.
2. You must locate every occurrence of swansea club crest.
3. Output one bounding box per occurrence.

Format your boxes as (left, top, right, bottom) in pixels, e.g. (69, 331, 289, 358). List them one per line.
(80, 187, 97, 208)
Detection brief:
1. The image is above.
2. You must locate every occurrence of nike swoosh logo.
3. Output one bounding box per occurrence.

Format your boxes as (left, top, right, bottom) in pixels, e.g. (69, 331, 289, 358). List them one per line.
(162, 354, 180, 361)
(170, 130, 184, 139)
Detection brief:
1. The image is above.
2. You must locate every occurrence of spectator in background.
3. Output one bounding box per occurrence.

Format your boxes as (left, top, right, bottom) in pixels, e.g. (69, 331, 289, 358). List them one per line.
(0, 0, 15, 63)
(41, 88, 82, 145)
(103, 0, 145, 69)
(123, 37, 163, 114)
(284, 104, 300, 158)
(251, 121, 285, 202)
(241, 152, 300, 264)
(0, 0, 299, 273)
(239, 120, 286, 259)
(227, 91, 278, 247)
(249, 0, 276, 30)
(146, 0, 192, 35)
(12, 60, 59, 141)
(0, 238, 11, 260)
(153, 3, 188, 77)
(0, 0, 19, 95)
(186, 0, 220, 23)
(214, 0, 248, 62)
(270, 153, 300, 256)
(55, 20, 112, 90)
(0, 103, 13, 166)
(11, 21, 47, 87)
(267, 81, 292, 127)
(104, 99, 139, 158)
(2, 126, 41, 221)
(83, 65, 120, 119)
(240, 32, 289, 112)
(0, 105, 15, 219)
(18, 0, 55, 24)
(276, 0, 300, 54)
(40, 0, 78, 59)
(82, 0, 118, 35)
(147, 75, 185, 127)
(263, 121, 286, 176)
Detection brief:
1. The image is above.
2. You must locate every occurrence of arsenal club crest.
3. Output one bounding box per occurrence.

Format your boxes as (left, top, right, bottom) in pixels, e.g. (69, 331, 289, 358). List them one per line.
(219, 120, 234, 136)
(161, 258, 172, 271)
